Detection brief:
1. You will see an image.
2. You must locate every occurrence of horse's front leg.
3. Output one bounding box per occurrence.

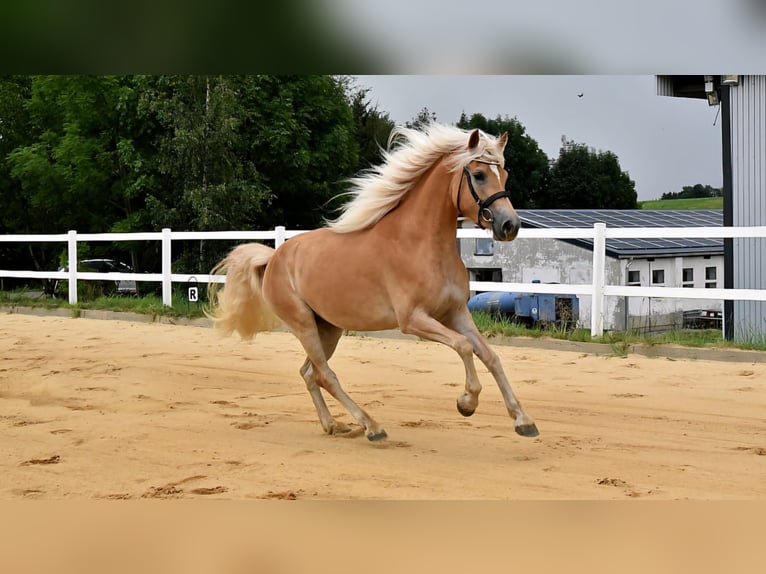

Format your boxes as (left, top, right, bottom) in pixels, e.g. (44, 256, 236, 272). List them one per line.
(447, 309, 539, 437)
(400, 309, 485, 418)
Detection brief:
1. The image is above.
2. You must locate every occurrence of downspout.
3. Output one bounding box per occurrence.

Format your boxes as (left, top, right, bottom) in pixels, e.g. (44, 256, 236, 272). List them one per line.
(624, 258, 633, 332)
(720, 83, 734, 341)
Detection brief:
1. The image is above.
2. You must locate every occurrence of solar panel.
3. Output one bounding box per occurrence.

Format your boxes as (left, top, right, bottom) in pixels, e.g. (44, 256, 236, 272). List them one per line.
(517, 209, 723, 256)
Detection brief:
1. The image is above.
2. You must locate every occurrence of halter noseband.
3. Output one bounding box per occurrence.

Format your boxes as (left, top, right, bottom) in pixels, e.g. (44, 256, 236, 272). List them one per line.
(457, 160, 512, 227)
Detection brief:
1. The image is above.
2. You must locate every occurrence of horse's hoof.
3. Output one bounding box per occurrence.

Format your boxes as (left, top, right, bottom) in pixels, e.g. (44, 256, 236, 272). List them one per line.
(456, 400, 476, 417)
(515, 423, 539, 438)
(456, 395, 477, 417)
(367, 429, 388, 442)
(328, 421, 352, 435)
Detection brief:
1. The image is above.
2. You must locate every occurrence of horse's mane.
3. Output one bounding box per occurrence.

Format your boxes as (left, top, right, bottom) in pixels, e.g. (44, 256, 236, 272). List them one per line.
(327, 122, 505, 234)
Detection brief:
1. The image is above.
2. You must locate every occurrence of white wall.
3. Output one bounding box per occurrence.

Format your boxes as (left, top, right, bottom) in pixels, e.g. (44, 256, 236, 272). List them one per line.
(460, 235, 622, 330)
(618, 255, 723, 331)
(459, 233, 724, 331)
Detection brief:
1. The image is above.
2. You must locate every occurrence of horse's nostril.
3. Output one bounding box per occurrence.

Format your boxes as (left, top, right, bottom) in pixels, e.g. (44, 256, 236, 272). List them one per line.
(496, 216, 520, 240)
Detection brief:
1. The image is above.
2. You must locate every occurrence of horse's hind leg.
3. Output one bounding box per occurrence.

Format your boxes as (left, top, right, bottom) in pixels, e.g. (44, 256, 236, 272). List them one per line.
(300, 326, 387, 441)
(299, 319, 354, 436)
(279, 305, 387, 441)
(263, 260, 386, 441)
(307, 345, 387, 441)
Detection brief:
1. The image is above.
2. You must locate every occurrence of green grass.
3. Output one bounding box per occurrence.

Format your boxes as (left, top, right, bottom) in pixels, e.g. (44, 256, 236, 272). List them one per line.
(596, 328, 725, 354)
(471, 311, 593, 342)
(2, 291, 765, 353)
(638, 197, 723, 210)
(470, 311, 766, 352)
(0, 290, 208, 319)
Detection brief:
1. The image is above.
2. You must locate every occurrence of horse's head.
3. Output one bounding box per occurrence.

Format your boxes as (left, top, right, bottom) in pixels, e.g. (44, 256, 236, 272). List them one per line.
(455, 129, 520, 241)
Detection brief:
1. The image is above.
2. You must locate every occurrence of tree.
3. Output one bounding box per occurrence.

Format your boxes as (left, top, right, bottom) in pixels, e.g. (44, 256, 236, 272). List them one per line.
(543, 139, 637, 209)
(233, 75, 359, 230)
(1, 75, 362, 287)
(137, 75, 271, 233)
(136, 75, 359, 272)
(346, 83, 395, 171)
(0, 76, 35, 287)
(3, 75, 152, 289)
(456, 112, 550, 208)
(661, 184, 722, 200)
(406, 107, 437, 130)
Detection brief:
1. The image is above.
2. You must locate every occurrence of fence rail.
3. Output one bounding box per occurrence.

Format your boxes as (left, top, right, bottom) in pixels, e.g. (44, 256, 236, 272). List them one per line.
(2, 224, 766, 337)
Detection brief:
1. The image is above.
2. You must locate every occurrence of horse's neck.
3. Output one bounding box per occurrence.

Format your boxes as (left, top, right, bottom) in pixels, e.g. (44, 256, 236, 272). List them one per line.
(384, 161, 458, 245)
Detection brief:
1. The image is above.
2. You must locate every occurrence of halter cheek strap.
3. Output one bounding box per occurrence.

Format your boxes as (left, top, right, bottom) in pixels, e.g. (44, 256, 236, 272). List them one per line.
(457, 162, 512, 226)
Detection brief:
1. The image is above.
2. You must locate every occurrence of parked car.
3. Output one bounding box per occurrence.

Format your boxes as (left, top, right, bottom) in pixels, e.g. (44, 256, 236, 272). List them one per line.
(57, 258, 138, 296)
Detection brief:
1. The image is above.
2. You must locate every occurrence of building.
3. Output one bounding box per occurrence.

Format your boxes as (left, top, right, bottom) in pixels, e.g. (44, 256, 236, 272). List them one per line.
(459, 209, 724, 332)
(657, 75, 766, 341)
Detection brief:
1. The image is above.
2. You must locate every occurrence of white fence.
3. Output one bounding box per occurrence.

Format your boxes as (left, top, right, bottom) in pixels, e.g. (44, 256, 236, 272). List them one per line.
(2, 224, 766, 337)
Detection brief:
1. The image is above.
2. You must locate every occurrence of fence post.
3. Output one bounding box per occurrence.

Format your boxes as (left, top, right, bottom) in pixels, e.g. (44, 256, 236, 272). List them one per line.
(275, 225, 286, 248)
(590, 222, 606, 337)
(67, 230, 78, 305)
(162, 228, 172, 306)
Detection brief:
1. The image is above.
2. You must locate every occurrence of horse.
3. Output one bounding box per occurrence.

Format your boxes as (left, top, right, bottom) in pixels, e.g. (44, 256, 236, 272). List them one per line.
(208, 122, 538, 441)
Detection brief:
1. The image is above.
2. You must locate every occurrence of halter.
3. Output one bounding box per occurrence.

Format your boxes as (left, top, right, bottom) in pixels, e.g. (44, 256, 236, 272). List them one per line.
(456, 159, 512, 227)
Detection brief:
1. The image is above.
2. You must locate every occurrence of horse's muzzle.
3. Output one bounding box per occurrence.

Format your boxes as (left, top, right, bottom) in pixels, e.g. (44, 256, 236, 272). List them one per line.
(492, 212, 520, 241)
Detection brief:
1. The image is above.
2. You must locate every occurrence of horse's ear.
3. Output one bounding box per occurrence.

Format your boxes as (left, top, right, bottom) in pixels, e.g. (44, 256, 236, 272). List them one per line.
(467, 129, 480, 150)
(497, 131, 509, 151)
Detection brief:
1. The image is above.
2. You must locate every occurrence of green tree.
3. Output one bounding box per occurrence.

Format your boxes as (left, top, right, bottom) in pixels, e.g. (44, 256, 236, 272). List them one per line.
(406, 107, 437, 130)
(0, 76, 35, 286)
(1, 75, 361, 289)
(137, 75, 270, 233)
(134, 75, 359, 272)
(0, 76, 33, 230)
(346, 83, 395, 170)
(661, 184, 722, 200)
(234, 75, 359, 229)
(456, 112, 550, 209)
(544, 139, 637, 209)
(4, 75, 152, 288)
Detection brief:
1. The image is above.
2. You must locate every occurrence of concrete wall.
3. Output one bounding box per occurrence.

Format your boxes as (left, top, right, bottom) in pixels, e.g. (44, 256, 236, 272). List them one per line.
(459, 235, 622, 330)
(459, 233, 723, 332)
(618, 255, 723, 332)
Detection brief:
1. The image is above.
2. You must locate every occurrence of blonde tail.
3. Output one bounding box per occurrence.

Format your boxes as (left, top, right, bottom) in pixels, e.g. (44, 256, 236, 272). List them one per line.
(207, 243, 282, 340)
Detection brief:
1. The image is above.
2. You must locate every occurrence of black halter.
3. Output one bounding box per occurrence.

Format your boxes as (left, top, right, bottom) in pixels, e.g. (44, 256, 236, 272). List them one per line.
(457, 160, 512, 227)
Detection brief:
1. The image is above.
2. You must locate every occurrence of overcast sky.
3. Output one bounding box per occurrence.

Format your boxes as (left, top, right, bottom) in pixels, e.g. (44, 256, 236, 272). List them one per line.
(354, 75, 724, 202)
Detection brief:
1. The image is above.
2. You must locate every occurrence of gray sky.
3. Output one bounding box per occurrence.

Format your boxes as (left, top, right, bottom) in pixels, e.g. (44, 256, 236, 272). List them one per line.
(354, 76, 723, 202)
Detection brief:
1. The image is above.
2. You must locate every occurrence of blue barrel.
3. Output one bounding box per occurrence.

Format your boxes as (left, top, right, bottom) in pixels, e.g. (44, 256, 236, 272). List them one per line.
(467, 292, 521, 317)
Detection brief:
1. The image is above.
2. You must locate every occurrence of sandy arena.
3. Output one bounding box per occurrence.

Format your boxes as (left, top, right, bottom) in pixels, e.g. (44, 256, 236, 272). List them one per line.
(1, 312, 764, 500)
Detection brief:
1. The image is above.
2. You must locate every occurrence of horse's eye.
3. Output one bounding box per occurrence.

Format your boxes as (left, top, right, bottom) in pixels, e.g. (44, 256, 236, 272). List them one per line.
(472, 171, 486, 182)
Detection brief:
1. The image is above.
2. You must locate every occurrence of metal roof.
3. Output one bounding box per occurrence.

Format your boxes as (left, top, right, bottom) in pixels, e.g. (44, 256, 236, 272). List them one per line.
(518, 209, 723, 258)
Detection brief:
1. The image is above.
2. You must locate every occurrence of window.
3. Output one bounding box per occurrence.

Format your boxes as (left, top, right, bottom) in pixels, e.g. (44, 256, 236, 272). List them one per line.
(473, 268, 502, 282)
(470, 268, 502, 293)
(627, 270, 640, 286)
(705, 266, 717, 288)
(475, 237, 494, 256)
(682, 267, 694, 288)
(652, 269, 665, 285)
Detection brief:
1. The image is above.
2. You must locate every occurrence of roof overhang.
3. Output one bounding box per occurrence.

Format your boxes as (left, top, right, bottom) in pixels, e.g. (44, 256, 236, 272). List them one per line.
(656, 75, 709, 99)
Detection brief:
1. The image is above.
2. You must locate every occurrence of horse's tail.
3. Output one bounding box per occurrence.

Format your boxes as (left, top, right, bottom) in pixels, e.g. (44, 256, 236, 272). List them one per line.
(206, 243, 283, 340)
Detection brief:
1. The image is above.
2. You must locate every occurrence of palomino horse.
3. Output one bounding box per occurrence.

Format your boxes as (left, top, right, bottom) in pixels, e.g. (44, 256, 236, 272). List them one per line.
(208, 122, 538, 441)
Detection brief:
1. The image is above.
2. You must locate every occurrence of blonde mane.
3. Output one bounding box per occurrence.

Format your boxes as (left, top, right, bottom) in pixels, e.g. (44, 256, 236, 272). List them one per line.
(327, 122, 506, 233)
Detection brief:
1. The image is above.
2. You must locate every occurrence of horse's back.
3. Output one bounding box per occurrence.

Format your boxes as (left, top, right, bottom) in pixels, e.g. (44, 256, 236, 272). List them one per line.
(263, 228, 399, 332)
